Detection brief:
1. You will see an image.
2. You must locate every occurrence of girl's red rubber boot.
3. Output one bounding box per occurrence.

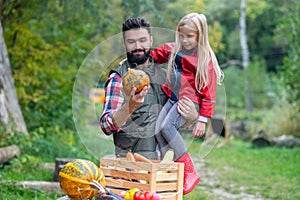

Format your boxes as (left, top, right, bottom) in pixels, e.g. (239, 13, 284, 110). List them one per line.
(175, 152, 200, 195)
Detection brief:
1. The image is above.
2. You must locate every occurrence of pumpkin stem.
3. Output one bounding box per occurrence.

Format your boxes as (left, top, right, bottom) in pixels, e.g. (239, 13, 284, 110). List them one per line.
(90, 180, 107, 194)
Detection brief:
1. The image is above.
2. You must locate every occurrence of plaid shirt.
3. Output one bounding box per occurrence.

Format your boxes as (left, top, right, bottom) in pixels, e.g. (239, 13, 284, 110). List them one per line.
(99, 72, 123, 135)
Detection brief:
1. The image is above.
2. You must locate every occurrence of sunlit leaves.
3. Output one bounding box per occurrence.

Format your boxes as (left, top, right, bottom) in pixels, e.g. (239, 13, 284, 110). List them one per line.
(246, 0, 268, 21)
(209, 21, 225, 53)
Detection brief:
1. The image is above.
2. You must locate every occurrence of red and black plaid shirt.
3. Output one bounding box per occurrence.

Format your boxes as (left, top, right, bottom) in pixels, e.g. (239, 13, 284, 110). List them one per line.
(99, 72, 123, 135)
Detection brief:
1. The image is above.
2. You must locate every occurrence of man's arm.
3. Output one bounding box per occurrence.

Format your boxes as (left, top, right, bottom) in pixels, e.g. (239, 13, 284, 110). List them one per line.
(112, 86, 149, 128)
(100, 72, 150, 135)
(99, 73, 124, 135)
(177, 96, 198, 126)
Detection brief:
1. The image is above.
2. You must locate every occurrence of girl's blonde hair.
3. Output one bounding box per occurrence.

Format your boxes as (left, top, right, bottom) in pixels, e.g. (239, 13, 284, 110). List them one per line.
(167, 13, 224, 90)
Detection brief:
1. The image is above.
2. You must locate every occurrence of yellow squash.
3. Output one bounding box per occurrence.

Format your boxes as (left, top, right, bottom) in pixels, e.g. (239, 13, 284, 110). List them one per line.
(59, 159, 106, 200)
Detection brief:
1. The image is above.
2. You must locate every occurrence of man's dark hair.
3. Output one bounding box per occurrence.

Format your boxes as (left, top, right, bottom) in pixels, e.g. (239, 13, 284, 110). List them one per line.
(122, 17, 151, 35)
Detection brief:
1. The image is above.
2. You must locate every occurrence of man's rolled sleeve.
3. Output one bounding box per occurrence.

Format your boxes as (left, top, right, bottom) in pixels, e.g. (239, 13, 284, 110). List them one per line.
(100, 112, 119, 135)
(99, 73, 123, 135)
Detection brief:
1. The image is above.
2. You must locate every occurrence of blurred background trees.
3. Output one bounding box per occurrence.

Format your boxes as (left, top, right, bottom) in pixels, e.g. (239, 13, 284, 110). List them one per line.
(0, 0, 299, 154)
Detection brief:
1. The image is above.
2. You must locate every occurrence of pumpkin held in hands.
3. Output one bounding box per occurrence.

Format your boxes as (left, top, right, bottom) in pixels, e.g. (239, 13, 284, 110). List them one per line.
(59, 159, 106, 200)
(123, 68, 150, 94)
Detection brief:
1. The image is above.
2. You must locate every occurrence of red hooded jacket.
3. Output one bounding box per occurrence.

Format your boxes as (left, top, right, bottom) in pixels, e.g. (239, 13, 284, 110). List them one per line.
(151, 43, 217, 118)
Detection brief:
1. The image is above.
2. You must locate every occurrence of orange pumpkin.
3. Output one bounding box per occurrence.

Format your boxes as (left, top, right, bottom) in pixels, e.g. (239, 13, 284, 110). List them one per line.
(59, 159, 106, 200)
(123, 68, 150, 94)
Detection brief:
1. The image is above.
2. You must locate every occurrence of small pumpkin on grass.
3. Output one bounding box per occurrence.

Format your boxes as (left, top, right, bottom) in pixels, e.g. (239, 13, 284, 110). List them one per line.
(59, 159, 106, 200)
(123, 68, 150, 94)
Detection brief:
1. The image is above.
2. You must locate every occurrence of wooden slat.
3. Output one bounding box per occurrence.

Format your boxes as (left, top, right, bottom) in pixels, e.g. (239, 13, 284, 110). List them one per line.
(108, 188, 127, 195)
(176, 163, 184, 199)
(156, 172, 179, 181)
(100, 158, 180, 172)
(149, 170, 157, 191)
(99, 158, 184, 200)
(101, 168, 151, 181)
(159, 192, 182, 200)
(155, 182, 178, 192)
(105, 178, 151, 191)
(100, 158, 154, 171)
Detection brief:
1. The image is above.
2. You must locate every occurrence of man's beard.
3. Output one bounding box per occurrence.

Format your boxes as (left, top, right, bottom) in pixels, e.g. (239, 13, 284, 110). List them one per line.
(127, 49, 151, 66)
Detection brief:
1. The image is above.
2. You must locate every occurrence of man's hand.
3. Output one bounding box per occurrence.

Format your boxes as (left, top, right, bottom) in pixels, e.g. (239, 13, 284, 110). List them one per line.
(123, 86, 149, 113)
(177, 96, 198, 128)
(113, 85, 149, 128)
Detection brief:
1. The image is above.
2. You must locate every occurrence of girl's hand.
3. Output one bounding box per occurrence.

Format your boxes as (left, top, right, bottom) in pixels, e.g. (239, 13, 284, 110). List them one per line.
(193, 121, 206, 138)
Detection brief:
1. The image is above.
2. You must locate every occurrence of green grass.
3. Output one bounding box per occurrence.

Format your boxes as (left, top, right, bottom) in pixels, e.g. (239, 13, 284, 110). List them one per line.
(1, 130, 299, 200)
(187, 139, 300, 200)
(0, 182, 60, 200)
(183, 187, 218, 200)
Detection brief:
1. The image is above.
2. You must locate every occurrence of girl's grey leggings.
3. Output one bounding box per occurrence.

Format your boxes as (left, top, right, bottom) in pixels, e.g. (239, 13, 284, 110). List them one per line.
(155, 99, 187, 160)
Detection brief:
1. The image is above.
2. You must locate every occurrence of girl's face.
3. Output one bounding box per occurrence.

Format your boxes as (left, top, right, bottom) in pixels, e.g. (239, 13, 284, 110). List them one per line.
(178, 26, 198, 51)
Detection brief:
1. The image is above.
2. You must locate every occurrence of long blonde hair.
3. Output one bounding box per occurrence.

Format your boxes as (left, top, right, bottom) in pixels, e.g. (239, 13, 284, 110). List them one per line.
(167, 13, 224, 90)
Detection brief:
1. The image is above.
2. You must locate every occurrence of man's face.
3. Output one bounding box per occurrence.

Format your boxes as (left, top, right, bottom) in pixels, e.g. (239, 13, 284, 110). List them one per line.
(124, 28, 153, 65)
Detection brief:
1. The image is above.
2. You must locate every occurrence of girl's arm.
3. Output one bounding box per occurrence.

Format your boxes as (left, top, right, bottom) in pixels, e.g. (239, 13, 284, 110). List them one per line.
(151, 42, 175, 64)
(119, 43, 175, 66)
(199, 61, 217, 118)
(191, 61, 217, 138)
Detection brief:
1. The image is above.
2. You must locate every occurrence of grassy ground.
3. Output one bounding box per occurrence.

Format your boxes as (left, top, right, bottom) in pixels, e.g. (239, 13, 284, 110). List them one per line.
(184, 138, 300, 200)
(0, 134, 299, 199)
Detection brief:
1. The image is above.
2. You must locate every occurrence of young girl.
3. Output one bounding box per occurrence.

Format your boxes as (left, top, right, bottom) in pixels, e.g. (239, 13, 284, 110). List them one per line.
(151, 13, 224, 194)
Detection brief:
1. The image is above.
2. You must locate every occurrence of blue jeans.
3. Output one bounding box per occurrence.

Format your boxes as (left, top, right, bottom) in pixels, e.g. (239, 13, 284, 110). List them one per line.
(155, 99, 187, 160)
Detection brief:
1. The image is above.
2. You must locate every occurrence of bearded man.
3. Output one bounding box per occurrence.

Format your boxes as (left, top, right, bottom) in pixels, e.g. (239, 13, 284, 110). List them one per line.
(100, 17, 197, 159)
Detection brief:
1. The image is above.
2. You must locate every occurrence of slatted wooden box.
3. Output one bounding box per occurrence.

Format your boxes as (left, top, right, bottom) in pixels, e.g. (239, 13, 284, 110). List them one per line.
(100, 158, 184, 200)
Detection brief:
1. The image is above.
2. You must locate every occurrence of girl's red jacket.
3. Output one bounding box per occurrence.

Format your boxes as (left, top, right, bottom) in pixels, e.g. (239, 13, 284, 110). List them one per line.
(151, 43, 217, 118)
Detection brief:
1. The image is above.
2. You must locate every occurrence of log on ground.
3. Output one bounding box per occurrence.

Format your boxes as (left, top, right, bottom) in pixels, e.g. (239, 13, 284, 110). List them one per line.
(16, 181, 63, 194)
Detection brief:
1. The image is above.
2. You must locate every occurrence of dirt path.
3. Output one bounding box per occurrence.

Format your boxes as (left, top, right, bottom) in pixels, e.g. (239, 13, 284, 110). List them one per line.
(195, 158, 267, 200)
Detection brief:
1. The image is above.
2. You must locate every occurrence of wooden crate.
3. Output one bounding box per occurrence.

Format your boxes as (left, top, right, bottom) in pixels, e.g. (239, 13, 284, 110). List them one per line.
(100, 158, 184, 200)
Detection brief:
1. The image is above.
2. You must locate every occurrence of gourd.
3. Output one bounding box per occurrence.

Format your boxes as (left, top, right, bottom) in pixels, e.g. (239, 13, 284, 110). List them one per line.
(59, 159, 106, 200)
(123, 68, 150, 94)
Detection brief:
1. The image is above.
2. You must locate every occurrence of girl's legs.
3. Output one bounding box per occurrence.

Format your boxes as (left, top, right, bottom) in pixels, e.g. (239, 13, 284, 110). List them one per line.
(159, 101, 200, 195)
(160, 101, 187, 160)
(155, 99, 173, 159)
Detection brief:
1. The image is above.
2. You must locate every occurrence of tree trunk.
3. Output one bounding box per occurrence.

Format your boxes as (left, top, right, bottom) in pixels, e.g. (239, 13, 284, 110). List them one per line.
(240, 0, 253, 112)
(0, 145, 20, 163)
(0, 20, 27, 134)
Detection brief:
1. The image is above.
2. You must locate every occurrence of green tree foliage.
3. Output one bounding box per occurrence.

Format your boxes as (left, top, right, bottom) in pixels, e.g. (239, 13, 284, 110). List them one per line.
(5, 23, 72, 130)
(157, 0, 224, 53)
(1, 0, 298, 141)
(2, 0, 114, 131)
(279, 0, 300, 111)
(121, 0, 171, 24)
(246, 0, 288, 71)
(243, 57, 269, 109)
(158, 0, 206, 28)
(204, 0, 289, 71)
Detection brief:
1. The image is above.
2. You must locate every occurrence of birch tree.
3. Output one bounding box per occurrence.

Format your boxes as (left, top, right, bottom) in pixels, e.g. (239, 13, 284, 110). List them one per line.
(240, 0, 252, 112)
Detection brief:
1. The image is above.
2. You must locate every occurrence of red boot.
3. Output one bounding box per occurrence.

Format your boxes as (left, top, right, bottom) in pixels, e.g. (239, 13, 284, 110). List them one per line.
(175, 152, 200, 195)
